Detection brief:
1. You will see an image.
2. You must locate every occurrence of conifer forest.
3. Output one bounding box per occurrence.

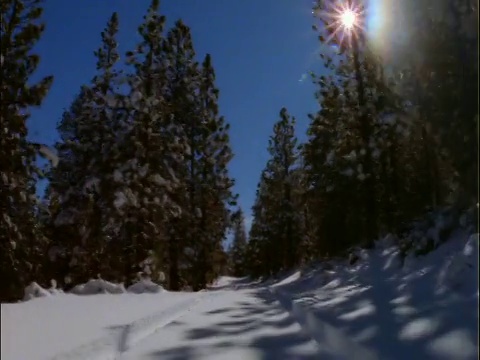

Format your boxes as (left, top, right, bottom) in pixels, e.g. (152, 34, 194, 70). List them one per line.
(1, 0, 478, 302)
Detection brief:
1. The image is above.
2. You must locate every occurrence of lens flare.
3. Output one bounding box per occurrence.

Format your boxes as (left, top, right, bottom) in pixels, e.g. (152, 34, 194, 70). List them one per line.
(313, 0, 365, 48)
(341, 9, 356, 30)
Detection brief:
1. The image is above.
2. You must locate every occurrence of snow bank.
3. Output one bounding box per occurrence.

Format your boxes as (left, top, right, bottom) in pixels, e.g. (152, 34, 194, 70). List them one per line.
(437, 233, 479, 295)
(127, 278, 165, 294)
(23, 281, 64, 301)
(268, 216, 478, 360)
(23, 282, 53, 301)
(70, 279, 126, 295)
(22, 278, 166, 300)
(398, 206, 474, 258)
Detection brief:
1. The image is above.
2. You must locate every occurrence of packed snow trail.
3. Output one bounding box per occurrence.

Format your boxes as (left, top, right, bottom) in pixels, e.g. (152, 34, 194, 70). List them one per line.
(1, 291, 202, 360)
(119, 280, 323, 359)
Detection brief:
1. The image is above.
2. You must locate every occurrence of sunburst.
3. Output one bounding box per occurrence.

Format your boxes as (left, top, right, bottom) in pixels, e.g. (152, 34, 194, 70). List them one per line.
(340, 9, 356, 30)
(313, 0, 365, 48)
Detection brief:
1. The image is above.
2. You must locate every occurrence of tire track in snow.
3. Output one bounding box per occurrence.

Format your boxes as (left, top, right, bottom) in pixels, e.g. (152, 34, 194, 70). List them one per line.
(50, 291, 212, 360)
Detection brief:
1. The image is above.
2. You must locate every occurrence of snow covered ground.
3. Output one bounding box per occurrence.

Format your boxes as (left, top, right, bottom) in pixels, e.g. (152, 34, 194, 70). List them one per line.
(269, 230, 479, 360)
(1, 291, 203, 360)
(2, 230, 478, 360)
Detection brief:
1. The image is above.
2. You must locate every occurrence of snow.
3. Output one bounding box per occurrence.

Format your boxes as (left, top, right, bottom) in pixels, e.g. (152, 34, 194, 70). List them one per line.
(113, 169, 123, 182)
(2, 228, 477, 360)
(357, 173, 366, 181)
(436, 233, 478, 295)
(341, 168, 354, 177)
(151, 173, 168, 186)
(343, 150, 356, 161)
(269, 230, 479, 360)
(37, 145, 59, 167)
(121, 286, 321, 360)
(23, 282, 56, 301)
(127, 279, 165, 294)
(325, 151, 335, 165)
(83, 177, 100, 193)
(113, 191, 128, 209)
(1, 291, 201, 360)
(70, 279, 126, 295)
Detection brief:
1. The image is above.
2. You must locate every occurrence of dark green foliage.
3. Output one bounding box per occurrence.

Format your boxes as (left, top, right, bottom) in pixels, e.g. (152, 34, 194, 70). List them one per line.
(1, 0, 476, 300)
(239, 0, 477, 279)
(47, 12, 122, 286)
(0, 0, 53, 301)
(244, 108, 305, 277)
(397, 0, 478, 205)
(23, 0, 235, 296)
(230, 209, 248, 276)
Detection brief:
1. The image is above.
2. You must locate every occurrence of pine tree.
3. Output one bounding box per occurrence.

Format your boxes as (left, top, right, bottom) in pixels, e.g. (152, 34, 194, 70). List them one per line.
(398, 0, 478, 206)
(312, 0, 380, 244)
(47, 90, 89, 287)
(48, 12, 122, 285)
(246, 108, 302, 276)
(190, 53, 236, 288)
(245, 171, 274, 277)
(305, 0, 465, 258)
(115, 0, 179, 285)
(230, 209, 248, 277)
(266, 108, 302, 268)
(0, 0, 53, 301)
(303, 72, 354, 256)
(159, 19, 200, 290)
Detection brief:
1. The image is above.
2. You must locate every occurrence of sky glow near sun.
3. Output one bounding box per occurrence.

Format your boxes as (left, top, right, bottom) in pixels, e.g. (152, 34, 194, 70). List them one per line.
(312, 0, 396, 60)
(312, 0, 365, 48)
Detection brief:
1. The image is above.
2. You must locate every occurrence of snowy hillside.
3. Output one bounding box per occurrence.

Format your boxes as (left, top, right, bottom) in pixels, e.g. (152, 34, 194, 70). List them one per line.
(269, 230, 479, 360)
(2, 229, 478, 360)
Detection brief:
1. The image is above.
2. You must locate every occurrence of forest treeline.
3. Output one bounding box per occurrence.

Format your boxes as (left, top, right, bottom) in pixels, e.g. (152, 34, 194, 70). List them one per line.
(227, 0, 478, 277)
(1, 0, 477, 301)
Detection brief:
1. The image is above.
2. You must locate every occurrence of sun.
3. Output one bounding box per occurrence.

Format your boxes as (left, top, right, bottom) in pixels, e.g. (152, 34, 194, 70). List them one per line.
(312, 0, 365, 47)
(340, 9, 356, 30)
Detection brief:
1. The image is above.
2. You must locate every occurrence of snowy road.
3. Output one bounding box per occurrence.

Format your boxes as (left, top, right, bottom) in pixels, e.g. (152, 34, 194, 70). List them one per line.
(119, 284, 322, 359)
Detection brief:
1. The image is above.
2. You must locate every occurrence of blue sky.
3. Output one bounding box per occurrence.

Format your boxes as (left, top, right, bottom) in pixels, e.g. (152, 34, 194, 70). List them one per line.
(28, 0, 324, 231)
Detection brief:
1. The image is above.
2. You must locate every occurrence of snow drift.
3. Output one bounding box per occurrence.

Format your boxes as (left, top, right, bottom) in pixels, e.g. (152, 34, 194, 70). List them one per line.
(22, 278, 166, 301)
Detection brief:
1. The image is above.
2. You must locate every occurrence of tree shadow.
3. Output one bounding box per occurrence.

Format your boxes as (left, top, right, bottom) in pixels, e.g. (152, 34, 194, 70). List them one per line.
(272, 245, 478, 360)
(144, 289, 322, 359)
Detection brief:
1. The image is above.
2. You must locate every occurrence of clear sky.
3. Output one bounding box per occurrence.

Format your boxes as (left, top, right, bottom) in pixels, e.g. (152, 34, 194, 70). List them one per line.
(28, 0, 324, 231)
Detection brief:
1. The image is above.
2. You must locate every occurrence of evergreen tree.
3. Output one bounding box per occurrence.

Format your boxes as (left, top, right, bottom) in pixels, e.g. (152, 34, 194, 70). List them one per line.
(303, 0, 463, 260)
(190, 53, 236, 288)
(0, 0, 53, 301)
(245, 108, 303, 276)
(397, 0, 478, 206)
(265, 108, 302, 268)
(159, 19, 199, 290)
(312, 0, 379, 244)
(48, 12, 122, 285)
(245, 170, 273, 277)
(115, 0, 179, 285)
(230, 209, 248, 277)
(303, 72, 359, 256)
